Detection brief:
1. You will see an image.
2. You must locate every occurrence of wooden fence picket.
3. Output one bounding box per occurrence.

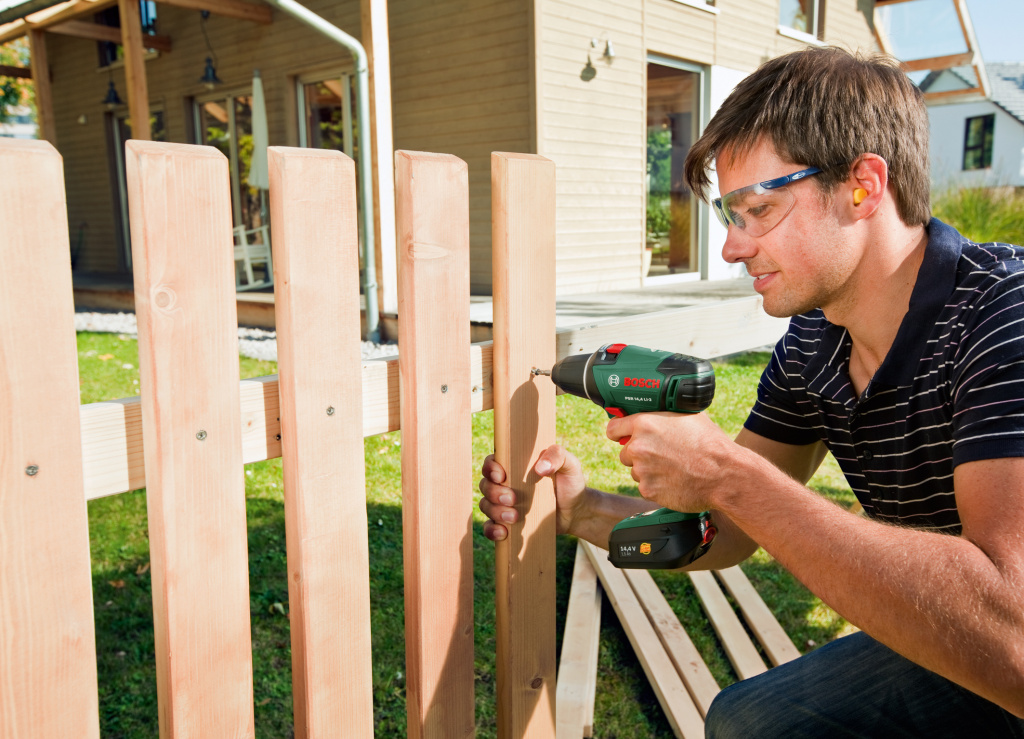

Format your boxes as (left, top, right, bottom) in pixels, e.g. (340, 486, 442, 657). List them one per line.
(268, 146, 374, 737)
(0, 139, 100, 739)
(125, 140, 255, 737)
(395, 150, 477, 739)
(492, 152, 558, 738)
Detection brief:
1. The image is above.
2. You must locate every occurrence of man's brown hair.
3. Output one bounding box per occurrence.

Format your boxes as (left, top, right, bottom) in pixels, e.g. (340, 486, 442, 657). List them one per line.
(684, 47, 931, 227)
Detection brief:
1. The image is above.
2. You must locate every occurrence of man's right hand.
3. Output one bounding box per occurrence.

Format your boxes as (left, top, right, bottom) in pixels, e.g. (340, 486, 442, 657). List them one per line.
(479, 445, 589, 541)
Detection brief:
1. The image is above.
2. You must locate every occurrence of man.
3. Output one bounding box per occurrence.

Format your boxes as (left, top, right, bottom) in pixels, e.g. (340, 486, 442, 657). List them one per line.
(479, 48, 1024, 736)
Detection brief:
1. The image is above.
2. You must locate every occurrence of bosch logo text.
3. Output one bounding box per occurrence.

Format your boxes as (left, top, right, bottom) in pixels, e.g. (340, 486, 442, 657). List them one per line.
(624, 377, 660, 388)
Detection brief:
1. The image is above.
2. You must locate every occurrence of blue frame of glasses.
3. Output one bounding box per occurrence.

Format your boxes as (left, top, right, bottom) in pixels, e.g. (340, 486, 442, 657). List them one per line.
(712, 167, 822, 231)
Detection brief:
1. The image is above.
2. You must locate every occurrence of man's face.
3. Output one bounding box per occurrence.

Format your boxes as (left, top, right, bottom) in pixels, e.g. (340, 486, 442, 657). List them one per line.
(716, 141, 856, 319)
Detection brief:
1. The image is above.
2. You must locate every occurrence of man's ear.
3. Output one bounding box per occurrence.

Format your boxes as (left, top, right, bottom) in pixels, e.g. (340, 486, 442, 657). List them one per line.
(847, 154, 887, 220)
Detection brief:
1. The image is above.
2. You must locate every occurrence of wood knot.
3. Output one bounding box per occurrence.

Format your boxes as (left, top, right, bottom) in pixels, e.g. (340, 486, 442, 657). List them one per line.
(530, 677, 543, 690)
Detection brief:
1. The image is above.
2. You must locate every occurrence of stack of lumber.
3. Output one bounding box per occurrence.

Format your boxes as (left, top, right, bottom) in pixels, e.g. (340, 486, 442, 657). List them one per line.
(556, 541, 802, 739)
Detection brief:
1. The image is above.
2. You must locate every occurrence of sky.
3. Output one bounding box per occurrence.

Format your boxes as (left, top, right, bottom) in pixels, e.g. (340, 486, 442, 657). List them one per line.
(964, 0, 1024, 64)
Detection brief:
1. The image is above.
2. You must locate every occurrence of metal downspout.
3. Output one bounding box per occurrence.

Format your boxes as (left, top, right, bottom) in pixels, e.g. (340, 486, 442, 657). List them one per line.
(261, 0, 380, 341)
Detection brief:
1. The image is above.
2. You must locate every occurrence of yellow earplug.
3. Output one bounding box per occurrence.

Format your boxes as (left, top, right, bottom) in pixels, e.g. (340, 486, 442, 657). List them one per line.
(853, 188, 867, 205)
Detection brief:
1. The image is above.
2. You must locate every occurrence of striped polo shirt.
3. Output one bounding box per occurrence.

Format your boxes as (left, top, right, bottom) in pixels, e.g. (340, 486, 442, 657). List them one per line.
(744, 218, 1024, 533)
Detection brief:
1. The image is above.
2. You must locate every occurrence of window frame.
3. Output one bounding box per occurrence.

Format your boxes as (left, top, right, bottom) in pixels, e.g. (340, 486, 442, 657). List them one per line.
(644, 53, 710, 284)
(778, 0, 824, 42)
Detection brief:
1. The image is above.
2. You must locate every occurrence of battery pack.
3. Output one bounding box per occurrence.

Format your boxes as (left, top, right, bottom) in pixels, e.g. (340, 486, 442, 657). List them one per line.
(608, 508, 714, 569)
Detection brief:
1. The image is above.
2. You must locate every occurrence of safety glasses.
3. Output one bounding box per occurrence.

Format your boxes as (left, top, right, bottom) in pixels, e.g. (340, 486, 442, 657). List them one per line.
(712, 167, 821, 237)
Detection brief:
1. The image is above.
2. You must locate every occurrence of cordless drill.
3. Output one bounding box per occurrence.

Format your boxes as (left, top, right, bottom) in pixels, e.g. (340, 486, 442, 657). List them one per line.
(533, 343, 718, 569)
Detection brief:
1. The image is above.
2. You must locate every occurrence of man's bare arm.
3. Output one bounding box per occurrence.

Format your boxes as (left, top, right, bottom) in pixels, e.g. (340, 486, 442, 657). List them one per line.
(708, 445, 1024, 716)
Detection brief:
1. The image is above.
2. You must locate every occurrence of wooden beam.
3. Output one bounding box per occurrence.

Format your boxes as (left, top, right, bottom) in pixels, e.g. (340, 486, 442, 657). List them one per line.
(77, 295, 786, 501)
(0, 0, 117, 44)
(360, 0, 398, 321)
(269, 147, 374, 738)
(923, 86, 985, 102)
(395, 150, 476, 739)
(156, 0, 272, 24)
(0, 138, 100, 739)
(954, 0, 989, 97)
(492, 152, 558, 739)
(900, 51, 975, 73)
(556, 542, 602, 739)
(687, 571, 767, 681)
(26, 29, 54, 145)
(0, 64, 32, 77)
(117, 0, 150, 140)
(583, 541, 705, 739)
(47, 19, 172, 52)
(624, 570, 720, 718)
(713, 567, 801, 668)
(126, 140, 254, 736)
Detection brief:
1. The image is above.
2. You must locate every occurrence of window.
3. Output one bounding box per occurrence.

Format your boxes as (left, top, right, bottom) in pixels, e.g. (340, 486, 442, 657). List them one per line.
(962, 114, 995, 170)
(646, 59, 705, 279)
(779, 0, 820, 37)
(195, 94, 263, 232)
(297, 75, 357, 158)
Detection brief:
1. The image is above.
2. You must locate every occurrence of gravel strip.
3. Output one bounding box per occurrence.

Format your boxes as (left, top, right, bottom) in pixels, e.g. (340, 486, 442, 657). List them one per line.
(75, 311, 398, 362)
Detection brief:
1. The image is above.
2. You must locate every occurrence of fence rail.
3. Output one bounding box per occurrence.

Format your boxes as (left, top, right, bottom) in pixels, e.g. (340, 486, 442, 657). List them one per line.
(0, 136, 787, 738)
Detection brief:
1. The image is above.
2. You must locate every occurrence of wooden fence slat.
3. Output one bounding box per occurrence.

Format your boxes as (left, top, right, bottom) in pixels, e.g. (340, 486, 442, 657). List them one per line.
(556, 542, 602, 739)
(0, 139, 99, 738)
(582, 542, 705, 739)
(714, 567, 801, 667)
(584, 576, 601, 738)
(125, 140, 254, 737)
(269, 147, 374, 737)
(687, 571, 767, 681)
(623, 570, 720, 717)
(492, 151, 558, 738)
(395, 150, 476, 739)
(78, 295, 784, 501)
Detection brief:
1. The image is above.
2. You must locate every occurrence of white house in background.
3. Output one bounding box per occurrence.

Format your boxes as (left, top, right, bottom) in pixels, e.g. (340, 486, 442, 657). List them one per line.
(922, 62, 1024, 190)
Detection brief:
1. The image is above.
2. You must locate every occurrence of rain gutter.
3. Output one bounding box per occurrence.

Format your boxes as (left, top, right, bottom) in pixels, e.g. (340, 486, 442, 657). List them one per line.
(260, 0, 380, 341)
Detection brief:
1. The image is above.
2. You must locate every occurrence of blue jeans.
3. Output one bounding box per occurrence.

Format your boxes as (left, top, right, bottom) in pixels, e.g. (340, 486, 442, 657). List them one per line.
(705, 631, 1024, 738)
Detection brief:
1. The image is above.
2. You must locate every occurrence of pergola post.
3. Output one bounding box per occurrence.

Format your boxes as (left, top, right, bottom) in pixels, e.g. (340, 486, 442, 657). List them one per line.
(26, 29, 55, 145)
(117, 0, 151, 141)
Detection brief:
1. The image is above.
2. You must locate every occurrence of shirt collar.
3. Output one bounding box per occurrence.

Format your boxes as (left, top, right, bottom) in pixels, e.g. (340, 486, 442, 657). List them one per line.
(873, 218, 963, 386)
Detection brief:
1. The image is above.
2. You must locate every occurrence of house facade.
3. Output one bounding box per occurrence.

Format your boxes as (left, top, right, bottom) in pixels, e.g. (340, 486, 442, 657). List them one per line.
(923, 62, 1024, 191)
(2, 0, 880, 327)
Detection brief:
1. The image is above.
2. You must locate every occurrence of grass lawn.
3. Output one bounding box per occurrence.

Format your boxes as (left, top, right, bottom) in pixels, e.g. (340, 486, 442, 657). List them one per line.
(79, 330, 856, 738)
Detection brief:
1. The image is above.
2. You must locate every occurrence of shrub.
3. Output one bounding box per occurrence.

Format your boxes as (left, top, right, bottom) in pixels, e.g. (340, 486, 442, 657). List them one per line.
(932, 186, 1024, 246)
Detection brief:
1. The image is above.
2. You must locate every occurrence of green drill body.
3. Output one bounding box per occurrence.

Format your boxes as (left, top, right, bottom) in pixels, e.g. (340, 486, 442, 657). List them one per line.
(539, 343, 718, 569)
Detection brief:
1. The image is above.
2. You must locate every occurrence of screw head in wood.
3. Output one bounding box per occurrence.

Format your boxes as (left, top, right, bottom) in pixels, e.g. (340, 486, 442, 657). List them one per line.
(441, 385, 448, 393)
(196, 430, 207, 441)
(25, 465, 39, 476)
(327, 406, 335, 416)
